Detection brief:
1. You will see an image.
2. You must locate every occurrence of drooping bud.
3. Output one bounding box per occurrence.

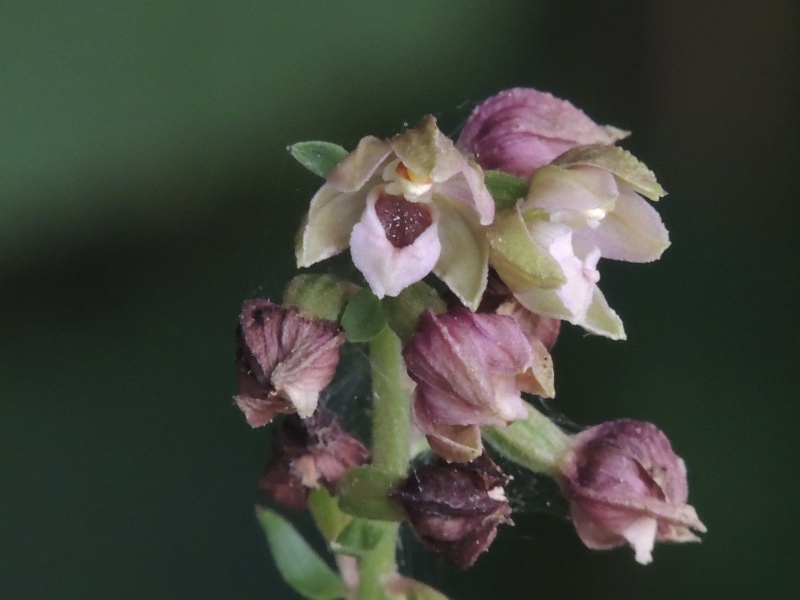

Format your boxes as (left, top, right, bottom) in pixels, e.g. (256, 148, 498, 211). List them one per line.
(392, 453, 512, 569)
(457, 87, 628, 178)
(259, 410, 371, 510)
(558, 419, 706, 564)
(235, 299, 345, 427)
(403, 308, 552, 462)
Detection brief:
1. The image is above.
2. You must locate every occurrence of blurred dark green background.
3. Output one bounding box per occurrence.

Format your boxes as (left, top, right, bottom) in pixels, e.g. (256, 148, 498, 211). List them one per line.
(2, 1, 798, 598)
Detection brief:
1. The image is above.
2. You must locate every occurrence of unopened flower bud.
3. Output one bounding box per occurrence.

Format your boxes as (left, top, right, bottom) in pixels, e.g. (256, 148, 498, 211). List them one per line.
(235, 299, 345, 427)
(558, 419, 706, 564)
(259, 410, 370, 510)
(457, 87, 627, 178)
(404, 308, 553, 462)
(392, 453, 512, 569)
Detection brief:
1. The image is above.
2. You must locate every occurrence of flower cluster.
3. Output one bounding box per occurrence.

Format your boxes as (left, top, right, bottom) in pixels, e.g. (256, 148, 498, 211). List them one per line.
(235, 87, 705, 599)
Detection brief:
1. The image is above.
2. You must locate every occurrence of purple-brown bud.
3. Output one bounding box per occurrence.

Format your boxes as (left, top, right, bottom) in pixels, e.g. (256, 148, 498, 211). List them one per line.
(558, 419, 706, 564)
(259, 410, 370, 510)
(457, 87, 627, 178)
(403, 307, 553, 462)
(392, 453, 512, 569)
(235, 299, 345, 427)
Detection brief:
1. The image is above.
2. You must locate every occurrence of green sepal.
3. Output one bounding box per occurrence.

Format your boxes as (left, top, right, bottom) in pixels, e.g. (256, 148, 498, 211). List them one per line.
(582, 287, 626, 340)
(487, 204, 565, 291)
(482, 402, 571, 478)
(308, 487, 352, 543)
(552, 144, 666, 200)
(289, 141, 349, 179)
(432, 192, 489, 311)
(283, 274, 360, 321)
(331, 518, 387, 558)
(381, 281, 447, 342)
(256, 507, 347, 600)
(337, 466, 405, 521)
(341, 289, 387, 342)
(484, 170, 529, 211)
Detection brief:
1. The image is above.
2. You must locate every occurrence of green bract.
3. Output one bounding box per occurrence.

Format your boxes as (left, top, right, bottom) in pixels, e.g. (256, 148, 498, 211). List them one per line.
(483, 169, 529, 211)
(257, 508, 347, 600)
(337, 465, 405, 522)
(290, 141, 349, 179)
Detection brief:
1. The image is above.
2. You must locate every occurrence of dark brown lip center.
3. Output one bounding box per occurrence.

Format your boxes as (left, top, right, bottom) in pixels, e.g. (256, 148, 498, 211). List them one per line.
(375, 191, 434, 248)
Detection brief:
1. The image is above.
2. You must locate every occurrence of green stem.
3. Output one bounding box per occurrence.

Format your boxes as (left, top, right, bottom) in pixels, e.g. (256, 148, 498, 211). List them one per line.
(483, 402, 571, 478)
(355, 326, 411, 600)
(368, 326, 412, 477)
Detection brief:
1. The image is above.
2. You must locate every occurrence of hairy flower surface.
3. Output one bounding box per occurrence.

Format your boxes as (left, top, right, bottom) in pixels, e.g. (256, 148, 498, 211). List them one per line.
(392, 453, 512, 569)
(558, 420, 706, 564)
(296, 116, 495, 309)
(235, 299, 344, 426)
(457, 87, 627, 178)
(404, 308, 553, 462)
(488, 145, 669, 339)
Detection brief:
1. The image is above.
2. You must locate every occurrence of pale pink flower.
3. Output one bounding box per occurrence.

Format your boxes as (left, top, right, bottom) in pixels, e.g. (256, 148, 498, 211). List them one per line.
(296, 116, 494, 309)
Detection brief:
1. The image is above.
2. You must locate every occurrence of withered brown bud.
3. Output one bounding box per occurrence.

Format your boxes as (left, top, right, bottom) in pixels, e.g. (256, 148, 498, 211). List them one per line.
(392, 453, 513, 569)
(259, 409, 370, 510)
(235, 299, 345, 427)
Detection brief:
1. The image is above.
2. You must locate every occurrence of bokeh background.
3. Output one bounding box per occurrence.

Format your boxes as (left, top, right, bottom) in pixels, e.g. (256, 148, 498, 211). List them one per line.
(2, 1, 798, 598)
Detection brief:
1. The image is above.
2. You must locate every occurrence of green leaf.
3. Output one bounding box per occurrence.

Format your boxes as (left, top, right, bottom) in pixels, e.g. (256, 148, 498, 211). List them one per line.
(256, 507, 346, 600)
(381, 281, 446, 342)
(337, 466, 405, 521)
(289, 141, 349, 178)
(283, 274, 360, 321)
(340, 288, 387, 342)
(308, 487, 352, 543)
(387, 576, 452, 600)
(331, 518, 387, 557)
(484, 170, 529, 211)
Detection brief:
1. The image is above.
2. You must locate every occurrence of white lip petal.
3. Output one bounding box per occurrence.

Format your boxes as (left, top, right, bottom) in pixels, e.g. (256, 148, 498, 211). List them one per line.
(350, 193, 441, 298)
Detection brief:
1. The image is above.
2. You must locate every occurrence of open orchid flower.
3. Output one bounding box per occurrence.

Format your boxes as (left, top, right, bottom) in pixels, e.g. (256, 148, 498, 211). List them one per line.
(487, 145, 669, 339)
(296, 116, 495, 309)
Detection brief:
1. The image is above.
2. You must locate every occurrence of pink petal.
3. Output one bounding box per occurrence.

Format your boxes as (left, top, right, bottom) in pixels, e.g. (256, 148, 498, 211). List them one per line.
(576, 189, 670, 262)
